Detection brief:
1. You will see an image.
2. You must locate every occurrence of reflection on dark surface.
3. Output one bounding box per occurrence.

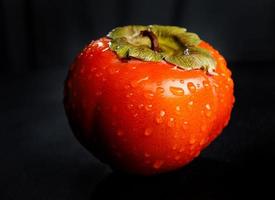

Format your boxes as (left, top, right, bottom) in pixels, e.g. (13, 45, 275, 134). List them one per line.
(92, 158, 261, 199)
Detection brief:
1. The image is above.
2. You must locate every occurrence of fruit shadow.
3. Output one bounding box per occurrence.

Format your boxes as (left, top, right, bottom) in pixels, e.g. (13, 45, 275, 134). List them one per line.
(91, 158, 255, 199)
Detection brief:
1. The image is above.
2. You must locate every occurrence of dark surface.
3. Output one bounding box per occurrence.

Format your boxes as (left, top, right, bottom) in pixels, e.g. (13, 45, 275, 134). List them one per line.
(1, 0, 275, 72)
(0, 63, 275, 199)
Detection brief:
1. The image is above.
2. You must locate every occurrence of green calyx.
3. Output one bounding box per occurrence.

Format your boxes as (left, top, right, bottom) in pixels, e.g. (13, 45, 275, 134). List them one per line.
(107, 25, 216, 74)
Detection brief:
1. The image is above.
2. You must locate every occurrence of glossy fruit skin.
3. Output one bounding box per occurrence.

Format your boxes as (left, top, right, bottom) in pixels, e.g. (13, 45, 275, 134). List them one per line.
(64, 37, 234, 175)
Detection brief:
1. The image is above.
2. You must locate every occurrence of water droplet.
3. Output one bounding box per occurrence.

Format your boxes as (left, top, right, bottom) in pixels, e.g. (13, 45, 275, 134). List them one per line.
(155, 110, 165, 124)
(205, 104, 211, 110)
(187, 82, 196, 93)
(109, 67, 120, 74)
(174, 155, 181, 161)
(144, 152, 151, 158)
(182, 121, 188, 130)
(132, 66, 137, 70)
(144, 128, 153, 136)
(138, 104, 144, 109)
(117, 129, 124, 136)
(124, 85, 130, 90)
(127, 104, 134, 109)
(167, 117, 175, 127)
(95, 72, 103, 77)
(180, 80, 185, 84)
(156, 87, 164, 94)
(189, 137, 196, 144)
(176, 105, 181, 112)
(169, 86, 185, 96)
(153, 160, 164, 169)
(172, 144, 178, 150)
(145, 104, 153, 111)
(133, 113, 138, 118)
(126, 92, 133, 98)
(130, 76, 149, 88)
(144, 92, 154, 100)
(188, 101, 194, 106)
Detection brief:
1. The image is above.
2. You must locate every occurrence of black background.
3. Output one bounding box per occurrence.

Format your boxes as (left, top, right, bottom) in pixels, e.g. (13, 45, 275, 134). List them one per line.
(1, 0, 275, 199)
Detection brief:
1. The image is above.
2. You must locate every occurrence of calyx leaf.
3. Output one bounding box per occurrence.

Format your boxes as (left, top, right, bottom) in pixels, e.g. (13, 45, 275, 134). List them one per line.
(107, 25, 216, 74)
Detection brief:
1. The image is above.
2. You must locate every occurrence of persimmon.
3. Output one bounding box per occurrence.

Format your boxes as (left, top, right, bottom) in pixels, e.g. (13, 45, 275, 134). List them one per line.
(64, 25, 234, 175)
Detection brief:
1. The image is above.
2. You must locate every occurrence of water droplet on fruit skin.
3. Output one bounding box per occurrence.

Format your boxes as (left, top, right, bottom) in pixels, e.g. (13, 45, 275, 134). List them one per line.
(127, 104, 134, 109)
(172, 144, 178, 150)
(205, 104, 211, 110)
(153, 160, 164, 169)
(145, 104, 153, 111)
(188, 101, 194, 106)
(126, 92, 133, 98)
(144, 92, 154, 100)
(144, 128, 152, 136)
(124, 85, 130, 90)
(187, 82, 196, 93)
(169, 86, 185, 96)
(130, 76, 149, 88)
(156, 87, 165, 94)
(176, 105, 181, 112)
(109, 67, 120, 74)
(167, 117, 175, 127)
(95, 72, 103, 77)
(138, 104, 144, 109)
(182, 121, 188, 130)
(155, 110, 165, 124)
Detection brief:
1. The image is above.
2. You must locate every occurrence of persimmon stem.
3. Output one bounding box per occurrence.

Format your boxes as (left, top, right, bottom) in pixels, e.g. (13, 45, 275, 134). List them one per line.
(141, 30, 160, 52)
